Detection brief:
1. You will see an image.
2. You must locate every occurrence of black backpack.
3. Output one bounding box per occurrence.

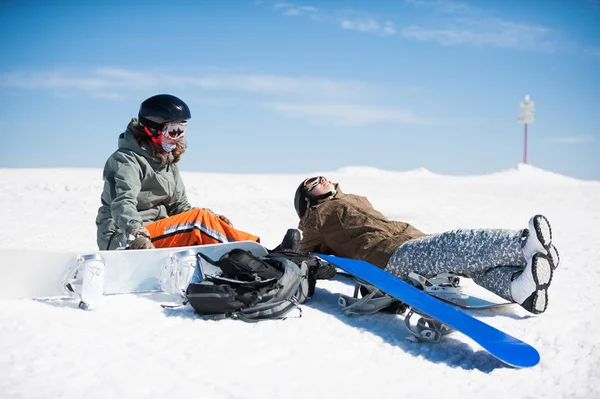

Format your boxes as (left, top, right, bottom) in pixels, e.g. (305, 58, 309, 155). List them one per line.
(265, 250, 328, 299)
(185, 249, 305, 322)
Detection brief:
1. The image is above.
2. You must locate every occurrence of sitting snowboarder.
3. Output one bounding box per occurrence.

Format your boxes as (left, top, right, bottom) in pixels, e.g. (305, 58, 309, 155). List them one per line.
(293, 176, 560, 314)
(95, 94, 292, 252)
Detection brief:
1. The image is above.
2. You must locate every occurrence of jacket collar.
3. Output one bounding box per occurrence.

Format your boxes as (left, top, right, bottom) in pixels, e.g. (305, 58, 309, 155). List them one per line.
(332, 183, 345, 199)
(300, 182, 344, 224)
(310, 182, 343, 209)
(118, 128, 171, 168)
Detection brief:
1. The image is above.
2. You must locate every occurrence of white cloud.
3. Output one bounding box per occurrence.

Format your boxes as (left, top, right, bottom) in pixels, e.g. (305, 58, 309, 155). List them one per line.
(273, 2, 317, 16)
(341, 19, 378, 33)
(383, 22, 397, 36)
(405, 0, 474, 14)
(284, 8, 301, 16)
(545, 136, 596, 144)
(168, 74, 367, 99)
(263, 102, 431, 126)
(0, 69, 158, 91)
(341, 19, 396, 36)
(0, 69, 367, 100)
(90, 92, 128, 100)
(263, 1, 567, 53)
(0, 68, 433, 127)
(401, 19, 558, 51)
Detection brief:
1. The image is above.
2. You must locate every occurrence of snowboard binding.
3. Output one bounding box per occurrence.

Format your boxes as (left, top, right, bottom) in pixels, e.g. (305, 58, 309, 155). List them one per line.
(407, 272, 463, 295)
(338, 278, 453, 343)
(408, 272, 511, 309)
(338, 278, 408, 316)
(404, 308, 454, 343)
(61, 254, 106, 310)
(158, 249, 202, 299)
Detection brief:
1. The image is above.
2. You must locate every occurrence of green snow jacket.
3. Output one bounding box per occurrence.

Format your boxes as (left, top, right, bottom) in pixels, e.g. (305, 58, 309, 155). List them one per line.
(96, 127, 192, 250)
(298, 184, 427, 268)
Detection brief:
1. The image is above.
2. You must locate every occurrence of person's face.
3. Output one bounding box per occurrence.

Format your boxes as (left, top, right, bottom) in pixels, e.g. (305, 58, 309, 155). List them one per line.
(305, 176, 334, 196)
(161, 121, 188, 144)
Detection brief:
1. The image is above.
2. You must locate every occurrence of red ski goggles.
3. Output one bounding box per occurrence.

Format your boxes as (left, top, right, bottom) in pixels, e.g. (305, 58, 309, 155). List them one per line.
(303, 176, 323, 192)
(161, 121, 188, 141)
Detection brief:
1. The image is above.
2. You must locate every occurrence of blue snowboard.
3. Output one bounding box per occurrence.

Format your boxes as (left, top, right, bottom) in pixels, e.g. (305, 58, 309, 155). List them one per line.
(317, 254, 540, 368)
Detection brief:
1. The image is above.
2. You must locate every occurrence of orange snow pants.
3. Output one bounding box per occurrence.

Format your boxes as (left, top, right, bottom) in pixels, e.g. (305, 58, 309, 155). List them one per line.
(145, 208, 260, 248)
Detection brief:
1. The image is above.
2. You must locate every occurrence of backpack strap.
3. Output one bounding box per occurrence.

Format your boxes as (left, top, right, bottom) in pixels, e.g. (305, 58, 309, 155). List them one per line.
(198, 249, 283, 281)
(208, 275, 278, 289)
(266, 251, 323, 302)
(265, 257, 302, 302)
(186, 256, 304, 322)
(232, 298, 302, 323)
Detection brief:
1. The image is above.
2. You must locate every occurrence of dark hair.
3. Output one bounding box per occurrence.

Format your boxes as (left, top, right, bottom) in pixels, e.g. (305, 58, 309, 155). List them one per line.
(127, 119, 186, 164)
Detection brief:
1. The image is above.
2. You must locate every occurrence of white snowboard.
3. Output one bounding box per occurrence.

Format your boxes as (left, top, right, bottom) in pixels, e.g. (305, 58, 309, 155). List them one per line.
(407, 272, 511, 309)
(0, 241, 268, 300)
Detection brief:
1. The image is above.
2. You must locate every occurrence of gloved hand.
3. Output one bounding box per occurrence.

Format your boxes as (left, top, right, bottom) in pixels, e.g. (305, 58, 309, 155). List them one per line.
(201, 207, 233, 227)
(217, 214, 233, 227)
(128, 226, 155, 250)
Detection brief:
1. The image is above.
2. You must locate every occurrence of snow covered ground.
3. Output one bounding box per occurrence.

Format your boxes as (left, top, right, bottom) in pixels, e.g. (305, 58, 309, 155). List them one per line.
(0, 164, 598, 399)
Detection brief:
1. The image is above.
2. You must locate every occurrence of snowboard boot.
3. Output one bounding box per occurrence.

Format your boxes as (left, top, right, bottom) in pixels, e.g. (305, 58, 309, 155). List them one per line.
(63, 254, 105, 310)
(159, 249, 199, 298)
(548, 244, 560, 270)
(271, 229, 301, 253)
(511, 253, 553, 314)
(314, 263, 337, 280)
(521, 214, 558, 269)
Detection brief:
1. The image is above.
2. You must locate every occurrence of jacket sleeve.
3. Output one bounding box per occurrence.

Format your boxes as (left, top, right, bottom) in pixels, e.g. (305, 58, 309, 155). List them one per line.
(168, 164, 192, 215)
(109, 153, 145, 237)
(298, 213, 325, 253)
(299, 232, 322, 253)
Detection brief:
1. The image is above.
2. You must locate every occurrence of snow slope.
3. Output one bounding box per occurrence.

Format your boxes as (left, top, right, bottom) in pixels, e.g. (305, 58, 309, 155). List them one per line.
(0, 166, 598, 399)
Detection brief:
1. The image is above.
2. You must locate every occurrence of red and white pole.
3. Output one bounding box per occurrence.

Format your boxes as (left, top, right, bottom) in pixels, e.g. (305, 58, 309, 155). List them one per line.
(518, 95, 535, 165)
(524, 123, 528, 164)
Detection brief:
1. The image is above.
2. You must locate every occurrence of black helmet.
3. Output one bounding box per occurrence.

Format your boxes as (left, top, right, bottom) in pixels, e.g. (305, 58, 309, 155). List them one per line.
(138, 94, 191, 131)
(294, 177, 337, 218)
(294, 183, 310, 219)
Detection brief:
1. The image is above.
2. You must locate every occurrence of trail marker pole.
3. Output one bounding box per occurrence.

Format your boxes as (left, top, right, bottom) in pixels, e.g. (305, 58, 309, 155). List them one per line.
(517, 95, 535, 164)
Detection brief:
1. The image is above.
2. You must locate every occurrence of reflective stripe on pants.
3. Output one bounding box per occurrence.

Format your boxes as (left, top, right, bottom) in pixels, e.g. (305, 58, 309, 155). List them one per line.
(145, 208, 260, 248)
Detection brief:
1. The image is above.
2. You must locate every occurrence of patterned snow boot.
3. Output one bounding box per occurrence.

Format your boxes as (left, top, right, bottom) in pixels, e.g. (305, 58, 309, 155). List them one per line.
(511, 253, 553, 314)
(511, 215, 557, 314)
(521, 214, 559, 269)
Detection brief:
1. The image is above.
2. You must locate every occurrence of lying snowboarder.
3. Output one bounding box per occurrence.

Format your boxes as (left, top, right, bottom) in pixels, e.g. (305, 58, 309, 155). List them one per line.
(293, 176, 559, 314)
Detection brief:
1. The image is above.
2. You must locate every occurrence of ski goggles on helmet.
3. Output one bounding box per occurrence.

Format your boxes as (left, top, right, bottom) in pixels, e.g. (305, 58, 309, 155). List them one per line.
(161, 121, 188, 141)
(302, 176, 323, 192)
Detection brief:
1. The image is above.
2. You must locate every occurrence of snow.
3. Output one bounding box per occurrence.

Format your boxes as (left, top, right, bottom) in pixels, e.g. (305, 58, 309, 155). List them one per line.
(0, 166, 599, 399)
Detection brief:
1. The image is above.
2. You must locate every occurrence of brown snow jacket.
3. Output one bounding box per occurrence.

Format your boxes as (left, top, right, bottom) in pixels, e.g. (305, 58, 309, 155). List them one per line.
(298, 184, 427, 269)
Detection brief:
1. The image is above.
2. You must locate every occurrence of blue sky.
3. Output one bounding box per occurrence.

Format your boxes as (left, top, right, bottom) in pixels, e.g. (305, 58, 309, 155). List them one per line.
(1, 0, 598, 180)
